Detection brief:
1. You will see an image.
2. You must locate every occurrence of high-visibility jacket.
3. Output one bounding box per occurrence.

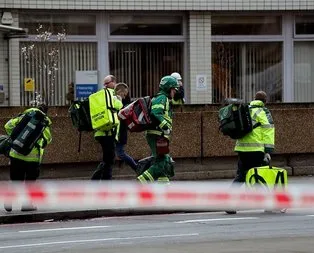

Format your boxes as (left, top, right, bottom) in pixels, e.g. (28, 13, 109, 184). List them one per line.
(172, 86, 185, 105)
(4, 108, 52, 163)
(234, 100, 275, 153)
(94, 88, 123, 138)
(146, 91, 173, 139)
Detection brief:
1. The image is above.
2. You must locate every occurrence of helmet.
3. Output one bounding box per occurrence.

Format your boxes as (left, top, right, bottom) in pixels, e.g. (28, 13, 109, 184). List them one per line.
(159, 76, 179, 93)
(171, 72, 182, 81)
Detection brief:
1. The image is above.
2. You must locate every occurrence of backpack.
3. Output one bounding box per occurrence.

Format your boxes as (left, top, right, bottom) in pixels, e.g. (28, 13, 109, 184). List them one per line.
(89, 88, 119, 131)
(118, 96, 152, 132)
(69, 99, 93, 132)
(10, 110, 49, 156)
(218, 102, 260, 139)
(69, 99, 93, 153)
(246, 166, 288, 190)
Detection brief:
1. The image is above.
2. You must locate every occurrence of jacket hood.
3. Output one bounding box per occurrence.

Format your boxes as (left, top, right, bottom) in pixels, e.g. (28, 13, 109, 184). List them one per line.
(250, 100, 265, 107)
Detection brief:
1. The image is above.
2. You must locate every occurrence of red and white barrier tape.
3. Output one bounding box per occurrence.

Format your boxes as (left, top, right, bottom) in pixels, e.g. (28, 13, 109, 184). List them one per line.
(0, 181, 313, 210)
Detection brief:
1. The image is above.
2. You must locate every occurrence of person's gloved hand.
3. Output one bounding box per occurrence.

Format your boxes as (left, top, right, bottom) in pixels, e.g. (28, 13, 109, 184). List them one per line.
(163, 129, 171, 135)
(263, 153, 271, 164)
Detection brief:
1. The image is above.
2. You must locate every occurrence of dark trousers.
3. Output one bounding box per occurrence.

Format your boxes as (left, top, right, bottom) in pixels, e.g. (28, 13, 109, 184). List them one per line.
(233, 151, 265, 184)
(91, 135, 116, 180)
(10, 157, 40, 181)
(115, 142, 138, 172)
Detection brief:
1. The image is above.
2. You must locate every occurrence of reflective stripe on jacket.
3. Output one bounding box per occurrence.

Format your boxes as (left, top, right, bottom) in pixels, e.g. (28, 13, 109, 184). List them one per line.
(234, 100, 275, 153)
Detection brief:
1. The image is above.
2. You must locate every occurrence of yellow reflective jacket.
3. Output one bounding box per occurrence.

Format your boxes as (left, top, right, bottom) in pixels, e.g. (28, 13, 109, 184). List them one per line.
(4, 108, 52, 163)
(94, 88, 123, 138)
(234, 100, 275, 153)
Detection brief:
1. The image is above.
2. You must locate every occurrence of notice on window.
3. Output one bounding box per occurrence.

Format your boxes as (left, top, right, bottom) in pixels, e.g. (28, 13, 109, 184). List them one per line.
(75, 71, 98, 100)
(196, 75, 207, 91)
(24, 78, 35, 92)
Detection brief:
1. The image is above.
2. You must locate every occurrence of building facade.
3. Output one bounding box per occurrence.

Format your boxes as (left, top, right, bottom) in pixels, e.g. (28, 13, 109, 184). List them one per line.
(0, 0, 314, 106)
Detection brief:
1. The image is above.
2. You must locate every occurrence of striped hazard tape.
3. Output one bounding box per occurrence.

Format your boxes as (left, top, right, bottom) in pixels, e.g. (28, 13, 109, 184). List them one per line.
(0, 181, 313, 210)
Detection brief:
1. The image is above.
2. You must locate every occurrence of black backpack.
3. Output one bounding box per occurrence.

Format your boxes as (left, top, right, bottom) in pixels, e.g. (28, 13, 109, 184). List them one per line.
(218, 100, 260, 139)
(10, 110, 49, 155)
(69, 99, 93, 152)
(69, 99, 93, 132)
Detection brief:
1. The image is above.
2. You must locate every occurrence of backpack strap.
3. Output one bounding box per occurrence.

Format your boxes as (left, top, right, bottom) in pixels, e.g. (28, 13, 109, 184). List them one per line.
(249, 105, 262, 129)
(104, 88, 116, 126)
(248, 168, 269, 190)
(274, 170, 286, 190)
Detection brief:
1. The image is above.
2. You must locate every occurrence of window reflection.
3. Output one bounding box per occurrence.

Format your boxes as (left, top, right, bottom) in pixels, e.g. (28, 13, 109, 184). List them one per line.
(212, 42, 282, 103)
(212, 16, 282, 35)
(109, 15, 183, 35)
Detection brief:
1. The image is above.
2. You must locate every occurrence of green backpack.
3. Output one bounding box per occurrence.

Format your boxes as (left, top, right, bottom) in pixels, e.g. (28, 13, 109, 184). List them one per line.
(218, 101, 260, 139)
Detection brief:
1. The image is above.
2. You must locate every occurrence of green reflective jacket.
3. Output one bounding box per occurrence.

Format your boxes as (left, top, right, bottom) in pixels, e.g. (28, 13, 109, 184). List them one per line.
(146, 91, 172, 138)
(234, 100, 275, 153)
(5, 108, 52, 163)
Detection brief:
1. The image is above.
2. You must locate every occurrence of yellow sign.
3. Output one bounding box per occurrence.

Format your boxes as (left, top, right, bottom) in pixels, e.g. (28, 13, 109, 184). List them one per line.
(24, 78, 35, 92)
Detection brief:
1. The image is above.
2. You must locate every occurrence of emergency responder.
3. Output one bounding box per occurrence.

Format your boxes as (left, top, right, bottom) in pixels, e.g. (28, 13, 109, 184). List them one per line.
(91, 75, 123, 180)
(4, 103, 52, 212)
(170, 72, 185, 105)
(137, 75, 179, 183)
(226, 91, 275, 214)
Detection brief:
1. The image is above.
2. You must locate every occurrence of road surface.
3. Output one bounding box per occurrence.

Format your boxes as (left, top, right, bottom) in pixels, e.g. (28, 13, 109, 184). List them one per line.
(1, 209, 314, 253)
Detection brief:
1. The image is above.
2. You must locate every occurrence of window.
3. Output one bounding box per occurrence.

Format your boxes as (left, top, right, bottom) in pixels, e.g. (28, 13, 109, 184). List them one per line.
(295, 16, 314, 35)
(109, 15, 183, 35)
(212, 42, 282, 103)
(294, 42, 314, 102)
(212, 16, 282, 35)
(20, 42, 97, 106)
(19, 14, 96, 35)
(109, 42, 183, 98)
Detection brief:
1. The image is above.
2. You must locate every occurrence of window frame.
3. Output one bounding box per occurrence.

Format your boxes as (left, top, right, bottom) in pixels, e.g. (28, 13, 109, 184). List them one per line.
(18, 11, 99, 106)
(106, 12, 188, 101)
(211, 13, 285, 103)
(18, 11, 98, 38)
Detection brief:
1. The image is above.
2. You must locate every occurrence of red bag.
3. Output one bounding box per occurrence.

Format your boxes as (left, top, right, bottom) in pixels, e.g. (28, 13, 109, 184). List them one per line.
(156, 136, 169, 155)
(118, 96, 152, 132)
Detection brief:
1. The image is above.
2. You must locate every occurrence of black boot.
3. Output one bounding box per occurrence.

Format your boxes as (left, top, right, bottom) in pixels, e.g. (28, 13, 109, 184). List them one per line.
(4, 203, 12, 212)
(21, 204, 37, 212)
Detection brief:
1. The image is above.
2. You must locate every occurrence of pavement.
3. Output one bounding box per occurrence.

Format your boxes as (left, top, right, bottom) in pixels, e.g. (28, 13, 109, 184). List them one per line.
(0, 176, 313, 224)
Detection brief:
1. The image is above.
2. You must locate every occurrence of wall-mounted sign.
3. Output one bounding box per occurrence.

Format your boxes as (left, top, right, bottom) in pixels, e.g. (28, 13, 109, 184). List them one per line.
(75, 71, 98, 100)
(196, 74, 207, 91)
(24, 78, 35, 92)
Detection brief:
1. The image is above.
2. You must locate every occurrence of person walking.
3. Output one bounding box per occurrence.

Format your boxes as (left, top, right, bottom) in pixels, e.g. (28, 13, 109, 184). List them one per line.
(115, 83, 138, 173)
(91, 75, 123, 180)
(137, 75, 179, 183)
(226, 91, 275, 214)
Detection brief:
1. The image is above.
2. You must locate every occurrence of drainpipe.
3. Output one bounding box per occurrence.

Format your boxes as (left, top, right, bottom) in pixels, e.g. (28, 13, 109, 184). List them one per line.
(7, 38, 10, 106)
